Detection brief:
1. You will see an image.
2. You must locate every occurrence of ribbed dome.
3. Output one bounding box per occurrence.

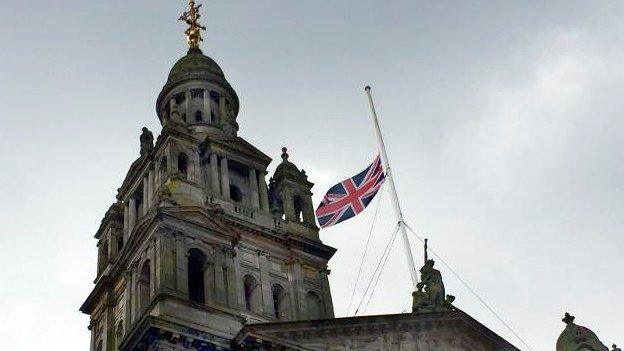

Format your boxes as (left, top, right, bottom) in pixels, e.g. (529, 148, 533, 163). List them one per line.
(166, 47, 225, 85)
(156, 47, 239, 123)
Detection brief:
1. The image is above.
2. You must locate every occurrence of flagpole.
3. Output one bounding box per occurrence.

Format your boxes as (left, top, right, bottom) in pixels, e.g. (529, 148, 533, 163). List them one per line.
(364, 85, 419, 291)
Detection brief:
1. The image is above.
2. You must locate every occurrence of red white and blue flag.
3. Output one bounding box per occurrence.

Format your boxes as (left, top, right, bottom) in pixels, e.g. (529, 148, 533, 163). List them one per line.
(315, 155, 386, 228)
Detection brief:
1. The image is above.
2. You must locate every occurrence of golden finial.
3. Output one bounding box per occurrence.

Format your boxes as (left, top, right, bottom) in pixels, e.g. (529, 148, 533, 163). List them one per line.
(179, 1, 206, 49)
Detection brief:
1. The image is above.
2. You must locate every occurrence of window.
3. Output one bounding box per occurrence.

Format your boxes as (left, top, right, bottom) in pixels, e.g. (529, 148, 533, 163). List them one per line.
(306, 291, 322, 320)
(195, 110, 203, 122)
(177, 153, 188, 176)
(230, 184, 243, 202)
(244, 275, 260, 313)
(187, 249, 206, 304)
(293, 195, 304, 221)
(96, 340, 103, 351)
(138, 260, 151, 311)
(272, 284, 287, 319)
(117, 235, 123, 253)
(210, 91, 220, 122)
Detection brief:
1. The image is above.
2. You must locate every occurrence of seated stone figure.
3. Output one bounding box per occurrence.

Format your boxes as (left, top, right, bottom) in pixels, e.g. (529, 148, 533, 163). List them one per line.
(412, 258, 455, 313)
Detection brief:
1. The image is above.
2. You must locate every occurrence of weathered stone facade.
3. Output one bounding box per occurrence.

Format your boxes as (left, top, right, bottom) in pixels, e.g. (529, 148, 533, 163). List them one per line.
(80, 45, 335, 351)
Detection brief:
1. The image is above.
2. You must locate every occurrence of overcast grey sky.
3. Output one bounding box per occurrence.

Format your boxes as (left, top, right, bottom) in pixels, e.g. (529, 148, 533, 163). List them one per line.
(1, 1, 623, 350)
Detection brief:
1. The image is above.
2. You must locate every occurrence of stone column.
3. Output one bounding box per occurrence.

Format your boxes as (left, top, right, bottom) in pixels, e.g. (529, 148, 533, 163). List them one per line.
(219, 95, 226, 125)
(147, 168, 155, 206)
(130, 268, 138, 323)
(123, 203, 129, 240)
(204, 253, 215, 305)
(282, 188, 296, 221)
(123, 271, 132, 332)
(128, 198, 136, 235)
(142, 177, 149, 215)
(174, 234, 188, 297)
(220, 157, 230, 198)
(184, 90, 191, 123)
(249, 169, 260, 209)
(225, 251, 238, 308)
(210, 154, 220, 195)
(258, 171, 270, 211)
(203, 90, 211, 124)
(214, 249, 226, 305)
(155, 231, 175, 293)
(289, 261, 305, 320)
(302, 196, 316, 226)
(259, 254, 273, 317)
(319, 268, 334, 318)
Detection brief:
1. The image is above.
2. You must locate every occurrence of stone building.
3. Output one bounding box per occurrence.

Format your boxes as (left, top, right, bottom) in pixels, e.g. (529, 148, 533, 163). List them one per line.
(80, 2, 527, 350)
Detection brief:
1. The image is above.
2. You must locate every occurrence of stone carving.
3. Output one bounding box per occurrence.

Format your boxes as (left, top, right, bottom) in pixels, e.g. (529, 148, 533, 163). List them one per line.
(613, 345, 622, 351)
(412, 240, 455, 313)
(556, 313, 609, 351)
(140, 127, 154, 157)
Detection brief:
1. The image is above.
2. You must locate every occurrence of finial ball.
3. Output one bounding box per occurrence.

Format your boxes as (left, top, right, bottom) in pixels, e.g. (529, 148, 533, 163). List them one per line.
(365, 85, 371, 91)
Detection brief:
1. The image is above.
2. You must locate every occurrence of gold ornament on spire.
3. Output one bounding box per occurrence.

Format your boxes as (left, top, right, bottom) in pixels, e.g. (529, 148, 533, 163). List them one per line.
(179, 1, 206, 49)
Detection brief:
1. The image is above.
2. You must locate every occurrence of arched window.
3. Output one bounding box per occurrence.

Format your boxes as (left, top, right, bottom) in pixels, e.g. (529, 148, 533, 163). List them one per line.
(306, 291, 322, 320)
(244, 275, 260, 313)
(272, 284, 288, 320)
(230, 185, 243, 203)
(138, 260, 151, 311)
(187, 249, 206, 304)
(293, 195, 304, 221)
(177, 153, 188, 176)
(195, 110, 203, 122)
(115, 320, 124, 347)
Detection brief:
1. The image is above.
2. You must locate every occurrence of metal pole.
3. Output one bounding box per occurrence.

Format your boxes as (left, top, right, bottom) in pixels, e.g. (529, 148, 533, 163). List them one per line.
(364, 86, 419, 291)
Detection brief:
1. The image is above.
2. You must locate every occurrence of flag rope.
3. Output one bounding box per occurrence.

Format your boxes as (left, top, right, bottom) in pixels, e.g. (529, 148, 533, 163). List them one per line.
(363, 224, 399, 314)
(403, 222, 535, 351)
(346, 183, 386, 315)
(353, 222, 400, 316)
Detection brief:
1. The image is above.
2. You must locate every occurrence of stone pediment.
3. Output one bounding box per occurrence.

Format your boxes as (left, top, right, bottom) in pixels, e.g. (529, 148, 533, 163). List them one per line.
(158, 206, 239, 240)
(206, 134, 272, 166)
(236, 310, 521, 351)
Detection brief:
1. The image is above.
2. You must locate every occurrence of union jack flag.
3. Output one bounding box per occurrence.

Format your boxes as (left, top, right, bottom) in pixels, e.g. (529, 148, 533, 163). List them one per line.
(316, 154, 386, 228)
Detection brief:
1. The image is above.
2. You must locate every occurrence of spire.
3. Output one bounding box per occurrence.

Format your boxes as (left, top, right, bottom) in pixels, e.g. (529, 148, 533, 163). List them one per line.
(424, 238, 428, 264)
(179, 1, 206, 50)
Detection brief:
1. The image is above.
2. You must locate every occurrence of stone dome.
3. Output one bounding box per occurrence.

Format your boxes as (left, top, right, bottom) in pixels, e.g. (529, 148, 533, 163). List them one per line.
(556, 313, 608, 351)
(156, 47, 239, 122)
(166, 47, 225, 84)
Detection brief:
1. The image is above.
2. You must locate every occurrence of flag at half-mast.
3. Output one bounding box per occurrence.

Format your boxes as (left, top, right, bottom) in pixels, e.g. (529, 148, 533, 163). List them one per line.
(315, 154, 386, 228)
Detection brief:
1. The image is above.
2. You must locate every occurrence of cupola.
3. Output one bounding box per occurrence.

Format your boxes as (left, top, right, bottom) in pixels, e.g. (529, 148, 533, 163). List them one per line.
(155, 1, 239, 136)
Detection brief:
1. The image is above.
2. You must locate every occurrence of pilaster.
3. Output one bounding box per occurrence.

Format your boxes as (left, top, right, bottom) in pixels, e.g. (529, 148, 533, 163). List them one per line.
(220, 157, 230, 198)
(259, 253, 273, 317)
(210, 153, 220, 195)
(249, 169, 260, 209)
(259, 171, 270, 211)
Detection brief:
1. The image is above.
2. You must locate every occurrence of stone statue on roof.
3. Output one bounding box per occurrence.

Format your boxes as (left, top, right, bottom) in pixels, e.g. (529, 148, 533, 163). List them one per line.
(140, 127, 154, 157)
(412, 239, 455, 313)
